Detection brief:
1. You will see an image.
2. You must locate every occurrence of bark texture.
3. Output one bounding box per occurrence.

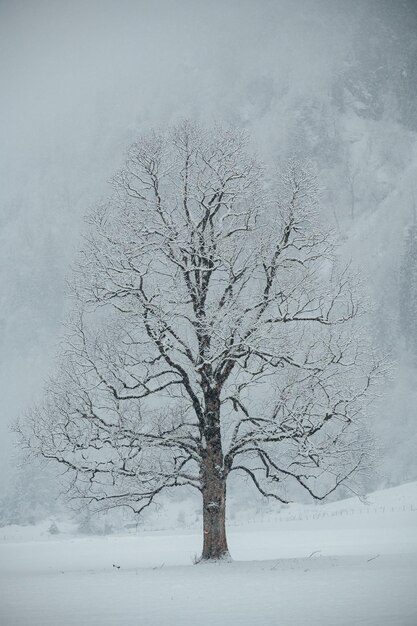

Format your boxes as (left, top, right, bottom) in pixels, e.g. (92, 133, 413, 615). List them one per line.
(201, 448, 229, 560)
(200, 397, 229, 561)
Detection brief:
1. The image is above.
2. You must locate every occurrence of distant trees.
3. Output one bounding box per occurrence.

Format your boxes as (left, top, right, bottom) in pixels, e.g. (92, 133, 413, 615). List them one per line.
(400, 209, 417, 359)
(331, 0, 417, 131)
(17, 122, 381, 560)
(0, 457, 61, 527)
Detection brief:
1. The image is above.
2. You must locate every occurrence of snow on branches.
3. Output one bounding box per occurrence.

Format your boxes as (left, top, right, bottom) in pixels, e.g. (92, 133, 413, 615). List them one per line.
(17, 121, 382, 559)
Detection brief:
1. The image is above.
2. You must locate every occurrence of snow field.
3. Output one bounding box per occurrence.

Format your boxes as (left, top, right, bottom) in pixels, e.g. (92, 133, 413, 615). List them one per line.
(1, 482, 417, 626)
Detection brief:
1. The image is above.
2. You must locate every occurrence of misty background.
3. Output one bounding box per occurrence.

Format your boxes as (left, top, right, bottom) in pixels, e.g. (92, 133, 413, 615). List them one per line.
(1, 0, 417, 524)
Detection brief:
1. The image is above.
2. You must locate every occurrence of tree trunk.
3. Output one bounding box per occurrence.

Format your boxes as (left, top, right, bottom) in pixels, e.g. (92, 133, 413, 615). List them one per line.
(199, 396, 230, 561)
(201, 468, 229, 560)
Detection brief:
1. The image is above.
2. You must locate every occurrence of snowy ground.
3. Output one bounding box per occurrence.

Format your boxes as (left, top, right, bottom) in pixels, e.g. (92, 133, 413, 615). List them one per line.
(1, 483, 417, 626)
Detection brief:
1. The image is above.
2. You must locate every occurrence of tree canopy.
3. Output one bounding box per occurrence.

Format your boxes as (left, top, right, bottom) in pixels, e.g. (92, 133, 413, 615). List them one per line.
(18, 122, 381, 559)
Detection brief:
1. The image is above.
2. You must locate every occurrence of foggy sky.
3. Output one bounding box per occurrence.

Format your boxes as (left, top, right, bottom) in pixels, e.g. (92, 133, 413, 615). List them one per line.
(0, 0, 413, 492)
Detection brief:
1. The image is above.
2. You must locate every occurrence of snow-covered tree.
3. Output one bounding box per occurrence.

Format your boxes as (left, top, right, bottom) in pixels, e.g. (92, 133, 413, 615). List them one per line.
(17, 122, 381, 560)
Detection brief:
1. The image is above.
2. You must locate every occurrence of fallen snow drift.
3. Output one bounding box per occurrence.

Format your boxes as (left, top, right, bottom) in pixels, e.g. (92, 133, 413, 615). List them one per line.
(1, 482, 416, 626)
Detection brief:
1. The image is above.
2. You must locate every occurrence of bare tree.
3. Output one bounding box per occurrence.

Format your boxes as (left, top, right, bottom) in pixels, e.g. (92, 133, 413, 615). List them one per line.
(17, 122, 381, 561)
